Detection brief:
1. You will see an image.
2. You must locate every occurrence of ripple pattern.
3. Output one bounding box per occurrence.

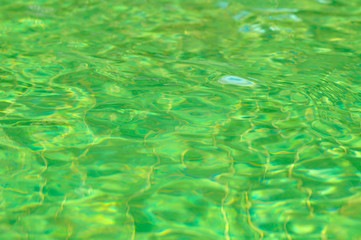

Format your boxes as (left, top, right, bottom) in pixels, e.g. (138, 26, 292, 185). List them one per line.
(0, 0, 360, 239)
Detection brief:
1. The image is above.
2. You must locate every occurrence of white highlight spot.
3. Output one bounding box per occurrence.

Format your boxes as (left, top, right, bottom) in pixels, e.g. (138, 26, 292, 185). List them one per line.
(218, 75, 257, 87)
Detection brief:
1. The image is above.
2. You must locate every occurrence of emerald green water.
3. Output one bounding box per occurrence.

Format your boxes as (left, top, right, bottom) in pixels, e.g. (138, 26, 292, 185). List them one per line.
(1, 0, 361, 239)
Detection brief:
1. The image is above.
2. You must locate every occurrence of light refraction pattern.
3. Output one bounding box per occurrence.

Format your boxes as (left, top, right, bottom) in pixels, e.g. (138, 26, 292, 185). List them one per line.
(0, 0, 360, 239)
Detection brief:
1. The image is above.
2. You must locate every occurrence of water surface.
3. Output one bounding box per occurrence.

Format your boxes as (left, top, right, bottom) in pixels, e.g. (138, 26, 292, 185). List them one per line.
(0, 0, 360, 239)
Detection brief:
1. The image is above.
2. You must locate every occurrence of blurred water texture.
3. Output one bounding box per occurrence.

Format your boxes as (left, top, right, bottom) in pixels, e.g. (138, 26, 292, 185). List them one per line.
(0, 0, 361, 239)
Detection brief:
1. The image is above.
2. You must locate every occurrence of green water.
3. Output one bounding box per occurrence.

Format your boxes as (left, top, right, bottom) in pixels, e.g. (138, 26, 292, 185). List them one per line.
(1, 0, 361, 239)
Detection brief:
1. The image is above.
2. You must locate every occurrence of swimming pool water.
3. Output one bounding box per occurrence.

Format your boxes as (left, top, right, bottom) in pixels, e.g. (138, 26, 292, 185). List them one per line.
(0, 0, 360, 239)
